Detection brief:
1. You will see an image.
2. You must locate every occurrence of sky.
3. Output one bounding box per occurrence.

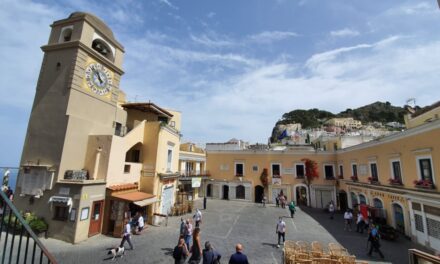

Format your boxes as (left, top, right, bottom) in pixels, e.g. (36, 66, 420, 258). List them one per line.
(1, 0, 440, 166)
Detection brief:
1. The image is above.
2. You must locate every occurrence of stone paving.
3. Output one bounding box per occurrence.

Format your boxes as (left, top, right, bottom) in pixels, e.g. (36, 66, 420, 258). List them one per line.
(42, 199, 419, 263)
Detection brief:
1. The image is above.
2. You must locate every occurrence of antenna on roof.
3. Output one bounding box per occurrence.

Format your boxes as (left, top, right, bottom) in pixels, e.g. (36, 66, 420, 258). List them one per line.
(406, 98, 416, 108)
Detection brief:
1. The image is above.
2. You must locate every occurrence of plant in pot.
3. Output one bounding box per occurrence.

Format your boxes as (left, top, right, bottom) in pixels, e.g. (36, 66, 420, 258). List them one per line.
(350, 175, 358, 181)
(389, 178, 402, 185)
(413, 179, 435, 189)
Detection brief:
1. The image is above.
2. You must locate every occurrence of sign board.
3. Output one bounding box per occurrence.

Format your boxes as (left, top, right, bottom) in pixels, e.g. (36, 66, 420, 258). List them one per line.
(283, 168, 294, 175)
(192, 177, 201, 188)
(359, 165, 368, 176)
(272, 178, 282, 185)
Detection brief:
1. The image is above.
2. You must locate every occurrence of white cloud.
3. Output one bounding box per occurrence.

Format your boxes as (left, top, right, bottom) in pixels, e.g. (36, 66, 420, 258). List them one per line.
(207, 12, 216, 18)
(159, 0, 179, 10)
(248, 31, 299, 44)
(190, 34, 235, 48)
(330, 28, 360, 37)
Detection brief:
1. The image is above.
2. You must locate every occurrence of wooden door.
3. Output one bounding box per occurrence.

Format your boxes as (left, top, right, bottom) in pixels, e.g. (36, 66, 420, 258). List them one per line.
(88, 200, 104, 237)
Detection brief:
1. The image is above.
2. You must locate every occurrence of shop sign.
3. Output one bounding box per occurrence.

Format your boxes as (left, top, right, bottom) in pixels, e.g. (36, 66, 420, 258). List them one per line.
(192, 177, 201, 188)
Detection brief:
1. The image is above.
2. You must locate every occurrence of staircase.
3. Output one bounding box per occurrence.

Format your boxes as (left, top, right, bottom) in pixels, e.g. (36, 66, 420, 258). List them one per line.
(0, 190, 57, 264)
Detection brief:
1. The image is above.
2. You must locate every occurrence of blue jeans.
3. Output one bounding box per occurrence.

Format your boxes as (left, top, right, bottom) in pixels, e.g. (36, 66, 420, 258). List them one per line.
(185, 235, 192, 250)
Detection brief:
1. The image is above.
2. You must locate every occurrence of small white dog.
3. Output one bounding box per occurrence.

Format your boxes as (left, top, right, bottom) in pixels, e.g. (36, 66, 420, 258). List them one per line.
(108, 246, 125, 261)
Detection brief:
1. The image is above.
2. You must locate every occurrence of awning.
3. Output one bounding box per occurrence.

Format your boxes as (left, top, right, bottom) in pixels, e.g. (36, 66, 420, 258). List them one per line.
(134, 197, 158, 207)
(112, 191, 157, 207)
(48, 196, 72, 206)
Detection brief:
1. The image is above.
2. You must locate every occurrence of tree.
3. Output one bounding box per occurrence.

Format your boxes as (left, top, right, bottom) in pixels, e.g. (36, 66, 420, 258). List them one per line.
(301, 158, 319, 206)
(260, 168, 269, 187)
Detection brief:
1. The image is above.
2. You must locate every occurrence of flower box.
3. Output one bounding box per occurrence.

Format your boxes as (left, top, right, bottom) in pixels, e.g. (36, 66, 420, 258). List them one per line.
(389, 178, 403, 186)
(414, 179, 435, 189)
(368, 177, 380, 184)
(350, 175, 358, 181)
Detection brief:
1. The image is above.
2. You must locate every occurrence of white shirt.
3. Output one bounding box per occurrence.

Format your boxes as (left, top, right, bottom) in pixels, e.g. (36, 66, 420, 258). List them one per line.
(138, 216, 144, 228)
(277, 221, 286, 233)
(357, 214, 364, 223)
(124, 223, 131, 236)
(194, 210, 202, 221)
(344, 212, 353, 220)
(329, 204, 334, 212)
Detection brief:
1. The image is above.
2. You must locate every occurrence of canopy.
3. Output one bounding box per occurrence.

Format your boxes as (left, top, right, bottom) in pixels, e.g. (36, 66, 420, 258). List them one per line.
(112, 191, 157, 207)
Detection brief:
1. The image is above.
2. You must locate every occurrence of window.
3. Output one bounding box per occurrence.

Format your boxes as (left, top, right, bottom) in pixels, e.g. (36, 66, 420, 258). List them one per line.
(333, 143, 338, 151)
(418, 158, 433, 181)
(427, 218, 440, 239)
(324, 165, 335, 179)
(295, 164, 305, 178)
(373, 198, 383, 208)
(339, 165, 344, 178)
(114, 122, 122, 136)
(252, 165, 258, 172)
(235, 163, 244, 176)
(391, 160, 402, 182)
(170, 121, 176, 128)
(272, 164, 281, 178)
(370, 163, 378, 181)
(92, 39, 113, 60)
(124, 164, 131, 173)
(53, 205, 69, 221)
(167, 148, 173, 172)
(359, 194, 367, 204)
(415, 214, 424, 232)
(352, 164, 358, 177)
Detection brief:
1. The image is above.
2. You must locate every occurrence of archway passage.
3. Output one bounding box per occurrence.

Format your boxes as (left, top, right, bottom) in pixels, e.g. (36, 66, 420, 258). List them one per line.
(350, 192, 358, 208)
(222, 185, 229, 200)
(296, 186, 308, 206)
(255, 185, 264, 203)
(206, 184, 212, 197)
(236, 185, 245, 199)
(393, 203, 405, 234)
(338, 191, 348, 212)
(359, 194, 367, 205)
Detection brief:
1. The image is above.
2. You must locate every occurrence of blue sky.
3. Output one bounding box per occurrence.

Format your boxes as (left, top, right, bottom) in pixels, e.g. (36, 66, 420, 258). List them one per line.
(1, 0, 440, 166)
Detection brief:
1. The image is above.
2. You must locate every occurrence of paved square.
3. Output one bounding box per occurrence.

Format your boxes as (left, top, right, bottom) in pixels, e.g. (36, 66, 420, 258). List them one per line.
(44, 199, 415, 263)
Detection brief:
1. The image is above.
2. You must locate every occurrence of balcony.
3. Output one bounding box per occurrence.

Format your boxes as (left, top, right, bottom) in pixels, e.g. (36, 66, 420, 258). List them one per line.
(180, 170, 211, 177)
(60, 169, 105, 185)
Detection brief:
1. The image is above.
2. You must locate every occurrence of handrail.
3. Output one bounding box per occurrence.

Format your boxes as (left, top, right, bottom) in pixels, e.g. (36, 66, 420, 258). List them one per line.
(0, 190, 58, 264)
(408, 249, 440, 264)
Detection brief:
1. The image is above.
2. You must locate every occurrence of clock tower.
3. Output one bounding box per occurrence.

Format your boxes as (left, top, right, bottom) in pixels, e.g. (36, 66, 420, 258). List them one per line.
(15, 12, 126, 243)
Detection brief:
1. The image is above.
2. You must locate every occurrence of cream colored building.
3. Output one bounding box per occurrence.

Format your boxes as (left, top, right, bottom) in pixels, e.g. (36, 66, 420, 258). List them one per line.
(325, 117, 362, 129)
(178, 143, 208, 200)
(15, 13, 182, 243)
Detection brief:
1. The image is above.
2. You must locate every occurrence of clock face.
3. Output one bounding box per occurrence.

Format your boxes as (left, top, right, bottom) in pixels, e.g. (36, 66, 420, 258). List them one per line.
(85, 63, 112, 96)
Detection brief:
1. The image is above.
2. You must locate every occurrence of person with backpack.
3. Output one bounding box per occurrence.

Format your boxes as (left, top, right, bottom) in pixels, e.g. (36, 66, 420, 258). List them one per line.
(288, 201, 296, 218)
(367, 224, 385, 259)
(202, 241, 221, 264)
(173, 238, 189, 264)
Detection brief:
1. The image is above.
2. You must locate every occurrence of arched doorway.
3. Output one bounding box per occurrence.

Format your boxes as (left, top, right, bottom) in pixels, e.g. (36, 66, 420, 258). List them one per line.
(206, 184, 212, 197)
(338, 191, 348, 212)
(254, 185, 264, 203)
(296, 186, 308, 206)
(236, 185, 245, 199)
(222, 185, 229, 200)
(359, 194, 367, 205)
(393, 203, 405, 234)
(350, 192, 358, 208)
(373, 198, 383, 208)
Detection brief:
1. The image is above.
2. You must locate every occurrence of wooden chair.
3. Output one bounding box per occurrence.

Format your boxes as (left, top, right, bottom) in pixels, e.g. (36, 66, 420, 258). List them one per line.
(311, 258, 338, 264)
(338, 254, 356, 264)
(296, 241, 309, 253)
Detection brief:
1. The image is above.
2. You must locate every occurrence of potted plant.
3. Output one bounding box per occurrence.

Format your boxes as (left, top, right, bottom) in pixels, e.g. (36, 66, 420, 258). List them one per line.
(368, 177, 379, 184)
(24, 212, 48, 237)
(389, 178, 403, 185)
(350, 175, 358, 182)
(413, 179, 435, 189)
(260, 168, 269, 187)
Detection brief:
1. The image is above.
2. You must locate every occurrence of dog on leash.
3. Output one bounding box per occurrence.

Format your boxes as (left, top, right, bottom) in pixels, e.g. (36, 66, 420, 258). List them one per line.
(108, 246, 125, 261)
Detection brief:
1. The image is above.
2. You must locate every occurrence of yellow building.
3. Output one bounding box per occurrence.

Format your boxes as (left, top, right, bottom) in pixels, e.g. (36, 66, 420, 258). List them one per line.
(178, 143, 208, 200)
(325, 117, 362, 129)
(14, 13, 182, 243)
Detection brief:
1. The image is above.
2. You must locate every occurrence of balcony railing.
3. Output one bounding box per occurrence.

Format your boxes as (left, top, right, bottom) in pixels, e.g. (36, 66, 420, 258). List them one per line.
(180, 170, 211, 177)
(0, 190, 57, 264)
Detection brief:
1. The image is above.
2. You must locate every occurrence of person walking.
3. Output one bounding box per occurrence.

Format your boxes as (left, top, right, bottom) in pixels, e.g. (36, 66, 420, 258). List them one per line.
(275, 195, 280, 207)
(344, 209, 353, 231)
(328, 201, 335, 219)
(262, 194, 267, 207)
(194, 209, 203, 227)
(173, 238, 189, 264)
(179, 218, 186, 237)
(120, 219, 134, 250)
(356, 212, 365, 234)
(184, 219, 193, 251)
(288, 201, 296, 218)
(136, 212, 144, 234)
(279, 195, 286, 209)
(229, 243, 249, 264)
(189, 227, 202, 264)
(367, 225, 385, 259)
(276, 217, 286, 248)
(203, 196, 207, 210)
(202, 241, 221, 264)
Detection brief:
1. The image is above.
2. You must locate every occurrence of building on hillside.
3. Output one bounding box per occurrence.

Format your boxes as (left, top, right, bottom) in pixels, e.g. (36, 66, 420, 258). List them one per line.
(206, 138, 249, 151)
(178, 142, 209, 200)
(14, 12, 181, 243)
(325, 117, 362, 129)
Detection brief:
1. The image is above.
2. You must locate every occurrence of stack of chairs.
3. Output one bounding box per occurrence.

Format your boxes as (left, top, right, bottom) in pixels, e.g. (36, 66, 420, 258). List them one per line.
(283, 241, 369, 264)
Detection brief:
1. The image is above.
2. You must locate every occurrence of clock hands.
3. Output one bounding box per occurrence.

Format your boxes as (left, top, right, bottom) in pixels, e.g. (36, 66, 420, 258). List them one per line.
(95, 71, 104, 85)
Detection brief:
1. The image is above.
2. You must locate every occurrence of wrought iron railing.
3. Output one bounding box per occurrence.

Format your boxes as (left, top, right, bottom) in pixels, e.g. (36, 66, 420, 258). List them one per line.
(0, 190, 57, 264)
(408, 249, 440, 263)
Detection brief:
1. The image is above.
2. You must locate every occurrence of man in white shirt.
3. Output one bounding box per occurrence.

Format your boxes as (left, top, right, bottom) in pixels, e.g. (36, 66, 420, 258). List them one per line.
(276, 217, 286, 248)
(328, 202, 335, 219)
(120, 219, 134, 250)
(193, 209, 202, 227)
(137, 212, 144, 234)
(356, 212, 364, 234)
(344, 209, 353, 231)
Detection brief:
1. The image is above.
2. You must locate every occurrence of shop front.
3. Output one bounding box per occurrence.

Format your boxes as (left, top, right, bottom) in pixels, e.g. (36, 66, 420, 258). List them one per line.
(103, 183, 156, 237)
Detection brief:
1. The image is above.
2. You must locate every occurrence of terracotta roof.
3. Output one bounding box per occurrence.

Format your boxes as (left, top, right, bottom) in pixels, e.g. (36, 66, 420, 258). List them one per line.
(112, 191, 155, 202)
(121, 102, 173, 118)
(107, 183, 138, 191)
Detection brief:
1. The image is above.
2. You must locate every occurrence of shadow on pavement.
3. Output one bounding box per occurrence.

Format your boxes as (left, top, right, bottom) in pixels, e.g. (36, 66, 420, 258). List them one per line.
(262, 242, 279, 248)
(161, 247, 174, 256)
